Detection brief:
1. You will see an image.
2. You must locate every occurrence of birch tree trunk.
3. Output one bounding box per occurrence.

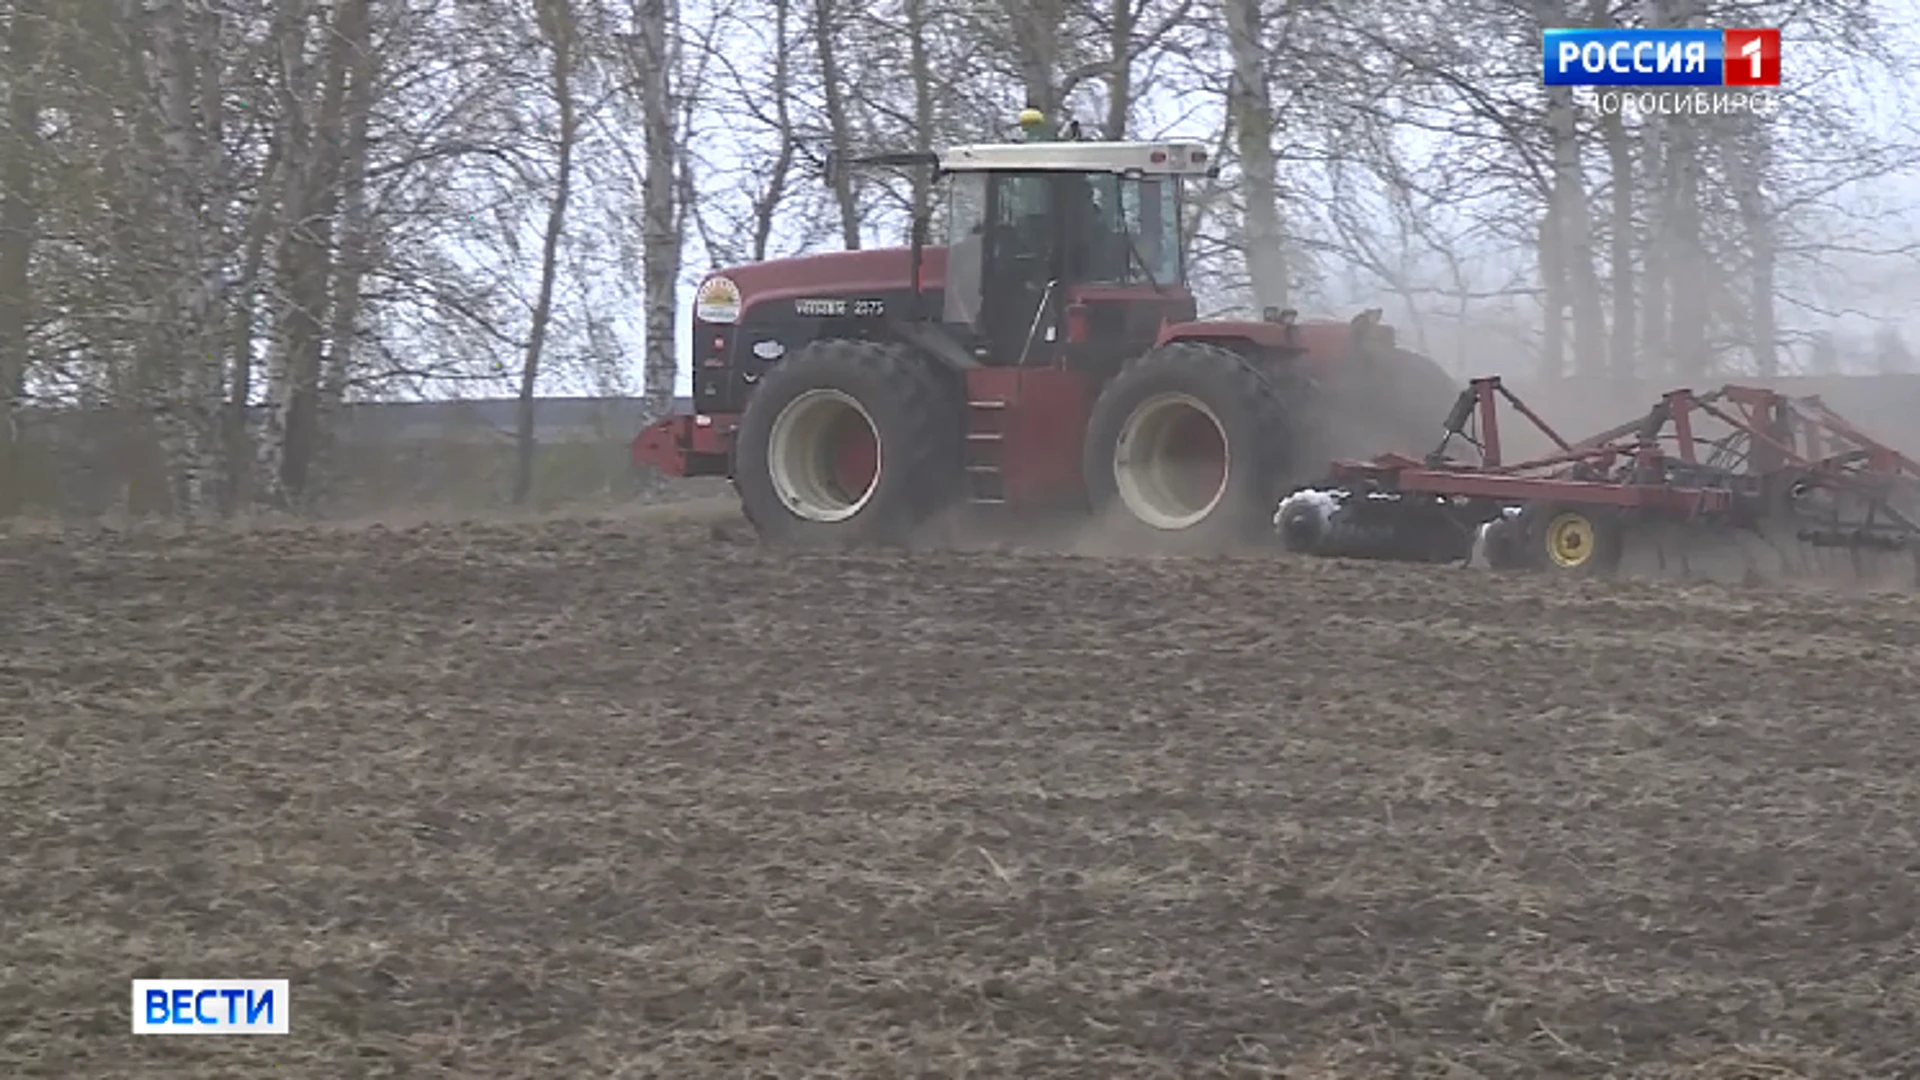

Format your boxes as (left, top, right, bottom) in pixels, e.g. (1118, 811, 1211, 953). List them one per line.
(1538, 208, 1566, 380)
(198, 1, 239, 511)
(1102, 0, 1133, 139)
(1639, 112, 1669, 378)
(259, 0, 315, 505)
(227, 145, 280, 509)
(1601, 107, 1636, 383)
(1657, 0, 1710, 381)
(905, 0, 934, 233)
(0, 0, 40, 507)
(1666, 120, 1708, 379)
(1223, 0, 1286, 311)
(151, 0, 219, 515)
(263, 0, 368, 506)
(84, 14, 161, 514)
(323, 0, 378, 411)
(514, 0, 579, 505)
(1542, 82, 1605, 379)
(636, 0, 680, 418)
(1584, 0, 1633, 384)
(1006, 0, 1063, 120)
(1722, 121, 1777, 376)
(812, 0, 860, 249)
(750, 0, 795, 261)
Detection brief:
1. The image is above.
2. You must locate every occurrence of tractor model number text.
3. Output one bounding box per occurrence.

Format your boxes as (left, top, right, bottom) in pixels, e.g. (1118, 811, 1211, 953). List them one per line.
(795, 298, 885, 318)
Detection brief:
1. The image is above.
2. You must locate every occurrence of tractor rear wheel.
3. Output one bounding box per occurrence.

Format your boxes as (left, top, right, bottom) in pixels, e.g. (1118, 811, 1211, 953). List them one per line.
(1310, 345, 1460, 462)
(1082, 342, 1290, 550)
(733, 339, 961, 547)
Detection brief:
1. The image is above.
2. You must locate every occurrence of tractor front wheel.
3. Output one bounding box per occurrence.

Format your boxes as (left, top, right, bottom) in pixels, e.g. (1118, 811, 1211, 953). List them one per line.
(733, 339, 960, 547)
(1082, 342, 1290, 550)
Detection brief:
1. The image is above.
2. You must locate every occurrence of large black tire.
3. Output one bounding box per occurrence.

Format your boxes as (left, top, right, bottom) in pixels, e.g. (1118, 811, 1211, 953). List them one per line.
(1308, 345, 1460, 463)
(733, 339, 961, 547)
(1082, 342, 1292, 550)
(1381, 346, 1465, 449)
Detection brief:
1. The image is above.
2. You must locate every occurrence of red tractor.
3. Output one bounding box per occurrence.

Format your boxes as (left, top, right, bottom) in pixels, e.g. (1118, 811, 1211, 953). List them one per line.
(633, 129, 1457, 549)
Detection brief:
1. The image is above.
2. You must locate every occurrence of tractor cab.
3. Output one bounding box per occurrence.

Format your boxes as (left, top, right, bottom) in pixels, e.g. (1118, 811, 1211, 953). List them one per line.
(929, 138, 1212, 370)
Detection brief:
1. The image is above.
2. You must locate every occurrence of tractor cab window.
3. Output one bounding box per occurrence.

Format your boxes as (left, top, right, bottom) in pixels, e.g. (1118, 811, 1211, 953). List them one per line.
(941, 171, 989, 327)
(1121, 177, 1181, 284)
(991, 172, 1058, 268)
(940, 169, 986, 245)
(1076, 175, 1182, 286)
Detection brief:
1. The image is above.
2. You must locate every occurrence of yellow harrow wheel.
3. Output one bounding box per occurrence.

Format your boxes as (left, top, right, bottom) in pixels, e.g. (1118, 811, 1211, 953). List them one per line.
(1545, 512, 1597, 569)
(1522, 503, 1623, 577)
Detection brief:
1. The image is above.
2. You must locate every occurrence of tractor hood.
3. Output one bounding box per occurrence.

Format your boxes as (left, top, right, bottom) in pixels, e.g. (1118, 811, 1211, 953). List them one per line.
(692, 247, 952, 326)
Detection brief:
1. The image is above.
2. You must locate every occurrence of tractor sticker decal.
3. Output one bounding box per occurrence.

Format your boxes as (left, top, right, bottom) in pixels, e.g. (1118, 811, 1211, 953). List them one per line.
(794, 298, 885, 317)
(695, 276, 742, 324)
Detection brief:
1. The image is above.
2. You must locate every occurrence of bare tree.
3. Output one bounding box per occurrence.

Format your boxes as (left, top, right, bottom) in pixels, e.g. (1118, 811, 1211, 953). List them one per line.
(751, 0, 798, 260)
(147, 0, 224, 513)
(904, 0, 935, 226)
(812, 0, 862, 248)
(263, 0, 373, 506)
(1599, 106, 1635, 381)
(631, 0, 680, 418)
(515, 0, 581, 504)
(323, 0, 379, 410)
(1223, 0, 1285, 311)
(0, 0, 41, 504)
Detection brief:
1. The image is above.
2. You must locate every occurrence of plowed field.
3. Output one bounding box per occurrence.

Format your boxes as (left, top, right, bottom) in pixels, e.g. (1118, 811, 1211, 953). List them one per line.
(5, 501, 1920, 1078)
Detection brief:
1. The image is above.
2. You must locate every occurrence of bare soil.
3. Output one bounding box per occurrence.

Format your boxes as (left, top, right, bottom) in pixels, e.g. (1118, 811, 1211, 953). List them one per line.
(5, 500, 1920, 1078)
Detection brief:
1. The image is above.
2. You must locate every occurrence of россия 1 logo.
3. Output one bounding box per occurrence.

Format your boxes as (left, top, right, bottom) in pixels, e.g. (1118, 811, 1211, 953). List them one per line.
(1543, 28, 1781, 87)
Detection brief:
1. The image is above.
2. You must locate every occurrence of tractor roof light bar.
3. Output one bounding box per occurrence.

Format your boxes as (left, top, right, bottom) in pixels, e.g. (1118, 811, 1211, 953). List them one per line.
(939, 140, 1216, 177)
(822, 141, 1218, 183)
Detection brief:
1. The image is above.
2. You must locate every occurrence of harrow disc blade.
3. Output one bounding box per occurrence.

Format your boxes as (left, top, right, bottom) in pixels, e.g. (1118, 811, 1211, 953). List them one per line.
(1615, 519, 1920, 591)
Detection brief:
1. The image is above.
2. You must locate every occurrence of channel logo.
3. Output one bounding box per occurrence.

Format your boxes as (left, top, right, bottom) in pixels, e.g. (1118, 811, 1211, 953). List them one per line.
(132, 979, 290, 1035)
(1543, 28, 1781, 87)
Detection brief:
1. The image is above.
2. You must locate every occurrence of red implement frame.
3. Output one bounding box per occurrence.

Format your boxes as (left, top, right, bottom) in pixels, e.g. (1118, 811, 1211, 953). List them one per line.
(1326, 376, 1920, 525)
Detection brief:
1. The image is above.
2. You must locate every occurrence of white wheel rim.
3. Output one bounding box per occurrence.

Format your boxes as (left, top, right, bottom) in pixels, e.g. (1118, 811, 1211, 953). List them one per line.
(766, 389, 882, 522)
(1112, 392, 1230, 530)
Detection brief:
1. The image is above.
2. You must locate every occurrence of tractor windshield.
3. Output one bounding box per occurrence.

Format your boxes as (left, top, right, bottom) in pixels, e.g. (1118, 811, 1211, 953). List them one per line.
(1076, 175, 1182, 286)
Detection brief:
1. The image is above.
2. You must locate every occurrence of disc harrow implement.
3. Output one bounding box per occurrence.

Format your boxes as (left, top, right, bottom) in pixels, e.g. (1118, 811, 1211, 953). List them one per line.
(1276, 376, 1920, 587)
